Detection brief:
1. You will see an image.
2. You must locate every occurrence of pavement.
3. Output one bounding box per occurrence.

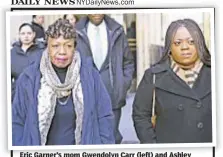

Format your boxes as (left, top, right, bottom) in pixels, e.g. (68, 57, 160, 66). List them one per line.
(119, 92, 140, 144)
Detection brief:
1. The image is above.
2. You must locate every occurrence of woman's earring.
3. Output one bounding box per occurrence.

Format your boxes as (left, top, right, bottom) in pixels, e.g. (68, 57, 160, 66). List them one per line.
(168, 51, 171, 56)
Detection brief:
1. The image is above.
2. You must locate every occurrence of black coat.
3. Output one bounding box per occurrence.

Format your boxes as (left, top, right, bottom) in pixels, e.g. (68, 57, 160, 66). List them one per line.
(132, 60, 212, 143)
(31, 22, 45, 40)
(11, 41, 45, 100)
(75, 15, 135, 109)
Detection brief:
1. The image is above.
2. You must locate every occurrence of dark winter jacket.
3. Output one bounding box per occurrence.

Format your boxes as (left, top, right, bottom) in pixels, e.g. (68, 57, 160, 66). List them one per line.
(31, 21, 45, 40)
(11, 41, 45, 99)
(132, 59, 212, 143)
(75, 15, 135, 109)
(12, 57, 115, 146)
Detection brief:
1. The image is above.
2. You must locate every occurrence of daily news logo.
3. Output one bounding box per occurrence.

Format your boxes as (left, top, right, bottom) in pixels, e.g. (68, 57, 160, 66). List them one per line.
(11, 0, 122, 5)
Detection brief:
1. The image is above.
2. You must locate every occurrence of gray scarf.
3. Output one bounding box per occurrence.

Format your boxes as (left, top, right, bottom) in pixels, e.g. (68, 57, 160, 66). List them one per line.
(38, 49, 84, 145)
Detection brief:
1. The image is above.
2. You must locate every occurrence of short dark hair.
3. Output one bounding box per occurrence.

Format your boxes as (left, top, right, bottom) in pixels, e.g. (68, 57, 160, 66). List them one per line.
(19, 23, 35, 32)
(45, 18, 76, 42)
(63, 14, 79, 23)
(158, 18, 211, 66)
(32, 15, 36, 19)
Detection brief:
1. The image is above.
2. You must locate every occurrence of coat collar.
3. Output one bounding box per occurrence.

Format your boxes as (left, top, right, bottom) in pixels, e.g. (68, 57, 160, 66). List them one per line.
(76, 15, 121, 32)
(151, 60, 211, 101)
(76, 15, 123, 40)
(12, 41, 45, 55)
(192, 65, 211, 99)
(32, 21, 44, 29)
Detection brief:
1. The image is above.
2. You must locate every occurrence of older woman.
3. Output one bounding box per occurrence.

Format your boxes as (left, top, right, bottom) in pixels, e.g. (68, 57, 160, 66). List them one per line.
(12, 19, 114, 146)
(132, 19, 212, 143)
(11, 23, 45, 100)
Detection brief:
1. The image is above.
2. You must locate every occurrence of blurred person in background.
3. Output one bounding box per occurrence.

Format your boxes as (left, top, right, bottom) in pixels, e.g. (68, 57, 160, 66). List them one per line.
(76, 14, 135, 144)
(127, 21, 136, 39)
(11, 23, 45, 100)
(126, 21, 137, 92)
(32, 15, 45, 41)
(12, 19, 114, 146)
(132, 19, 212, 143)
(63, 14, 79, 27)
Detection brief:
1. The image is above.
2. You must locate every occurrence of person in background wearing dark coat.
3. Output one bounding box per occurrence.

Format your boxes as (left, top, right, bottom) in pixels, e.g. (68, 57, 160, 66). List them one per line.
(32, 15, 45, 41)
(76, 14, 135, 144)
(63, 14, 79, 27)
(127, 21, 136, 39)
(12, 19, 114, 146)
(126, 21, 137, 85)
(132, 19, 212, 143)
(11, 23, 45, 100)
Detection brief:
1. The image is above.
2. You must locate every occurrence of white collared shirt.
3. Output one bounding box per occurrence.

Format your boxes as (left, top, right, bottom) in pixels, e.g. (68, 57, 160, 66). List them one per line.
(87, 20, 108, 70)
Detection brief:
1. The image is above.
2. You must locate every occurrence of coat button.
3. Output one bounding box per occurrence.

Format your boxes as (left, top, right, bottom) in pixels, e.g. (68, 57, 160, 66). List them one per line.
(197, 122, 204, 129)
(196, 102, 202, 108)
(178, 104, 184, 111)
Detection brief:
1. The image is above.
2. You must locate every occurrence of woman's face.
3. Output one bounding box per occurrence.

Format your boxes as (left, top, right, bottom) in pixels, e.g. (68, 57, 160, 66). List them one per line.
(48, 36, 75, 68)
(66, 14, 77, 26)
(19, 25, 35, 45)
(171, 26, 199, 68)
